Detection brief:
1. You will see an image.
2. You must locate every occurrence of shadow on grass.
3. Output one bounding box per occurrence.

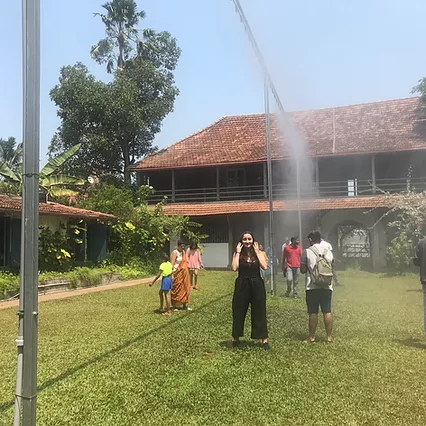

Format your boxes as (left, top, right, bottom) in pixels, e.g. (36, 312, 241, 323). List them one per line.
(395, 338, 426, 350)
(0, 291, 232, 414)
(285, 331, 308, 342)
(219, 340, 263, 350)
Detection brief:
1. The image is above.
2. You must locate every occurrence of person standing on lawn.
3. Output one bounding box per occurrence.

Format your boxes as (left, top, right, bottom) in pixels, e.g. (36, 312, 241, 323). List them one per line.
(232, 231, 270, 350)
(300, 230, 334, 343)
(171, 240, 192, 310)
(414, 235, 426, 332)
(283, 237, 302, 298)
(187, 241, 204, 290)
(150, 253, 173, 316)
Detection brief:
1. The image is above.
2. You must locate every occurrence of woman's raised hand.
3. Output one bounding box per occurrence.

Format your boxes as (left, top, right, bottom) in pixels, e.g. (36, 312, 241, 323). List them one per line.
(235, 242, 243, 254)
(253, 242, 259, 252)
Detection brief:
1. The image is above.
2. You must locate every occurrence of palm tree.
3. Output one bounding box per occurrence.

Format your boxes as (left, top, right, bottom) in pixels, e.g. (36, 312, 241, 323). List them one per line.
(90, 0, 145, 73)
(0, 144, 84, 199)
(0, 137, 22, 173)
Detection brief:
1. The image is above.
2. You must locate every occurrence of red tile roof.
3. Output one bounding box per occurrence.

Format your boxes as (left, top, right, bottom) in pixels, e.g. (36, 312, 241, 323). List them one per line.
(0, 195, 116, 221)
(157, 196, 390, 217)
(130, 97, 426, 171)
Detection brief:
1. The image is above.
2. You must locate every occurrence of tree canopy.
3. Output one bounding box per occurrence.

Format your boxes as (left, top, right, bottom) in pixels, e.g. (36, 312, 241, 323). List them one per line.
(49, 2, 181, 183)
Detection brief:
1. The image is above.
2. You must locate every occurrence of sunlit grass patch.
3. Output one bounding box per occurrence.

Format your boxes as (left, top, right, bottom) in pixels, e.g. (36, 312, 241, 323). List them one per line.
(0, 270, 425, 425)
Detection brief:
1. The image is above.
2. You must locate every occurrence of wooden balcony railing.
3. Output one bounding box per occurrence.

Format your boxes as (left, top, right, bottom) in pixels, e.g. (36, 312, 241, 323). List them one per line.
(147, 177, 426, 204)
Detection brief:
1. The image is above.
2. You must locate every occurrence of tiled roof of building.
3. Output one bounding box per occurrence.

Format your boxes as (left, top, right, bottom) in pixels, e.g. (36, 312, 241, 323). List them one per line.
(157, 196, 390, 217)
(130, 97, 426, 171)
(0, 195, 116, 221)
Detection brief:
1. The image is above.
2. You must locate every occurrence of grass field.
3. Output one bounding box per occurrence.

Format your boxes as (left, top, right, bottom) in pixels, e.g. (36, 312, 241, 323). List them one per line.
(1, 270, 426, 425)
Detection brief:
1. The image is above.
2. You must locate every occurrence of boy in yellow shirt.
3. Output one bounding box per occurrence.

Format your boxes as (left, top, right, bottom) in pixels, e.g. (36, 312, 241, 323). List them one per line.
(150, 253, 173, 316)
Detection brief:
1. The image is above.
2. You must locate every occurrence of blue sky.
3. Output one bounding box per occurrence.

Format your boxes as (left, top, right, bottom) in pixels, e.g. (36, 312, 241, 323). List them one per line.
(1, 0, 426, 165)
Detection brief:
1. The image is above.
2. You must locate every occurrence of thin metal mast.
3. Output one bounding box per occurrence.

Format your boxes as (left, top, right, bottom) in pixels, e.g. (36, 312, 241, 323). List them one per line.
(264, 80, 275, 295)
(230, 0, 304, 288)
(14, 0, 40, 424)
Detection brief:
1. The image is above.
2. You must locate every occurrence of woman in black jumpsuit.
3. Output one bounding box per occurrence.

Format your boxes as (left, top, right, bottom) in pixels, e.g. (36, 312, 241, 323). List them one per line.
(232, 231, 270, 350)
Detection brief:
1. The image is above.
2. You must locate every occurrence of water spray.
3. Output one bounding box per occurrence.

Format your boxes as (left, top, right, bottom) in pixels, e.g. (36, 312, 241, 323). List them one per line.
(230, 0, 304, 294)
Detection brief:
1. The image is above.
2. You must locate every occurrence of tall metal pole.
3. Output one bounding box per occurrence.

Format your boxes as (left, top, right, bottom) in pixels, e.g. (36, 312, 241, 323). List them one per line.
(14, 0, 40, 425)
(230, 0, 303, 255)
(296, 157, 303, 246)
(264, 81, 276, 296)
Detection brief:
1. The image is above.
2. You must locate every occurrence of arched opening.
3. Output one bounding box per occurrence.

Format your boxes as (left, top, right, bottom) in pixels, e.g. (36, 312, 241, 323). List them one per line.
(335, 221, 371, 270)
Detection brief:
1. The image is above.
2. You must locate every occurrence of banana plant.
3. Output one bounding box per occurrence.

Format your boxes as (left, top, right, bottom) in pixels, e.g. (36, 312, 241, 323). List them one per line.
(0, 143, 84, 198)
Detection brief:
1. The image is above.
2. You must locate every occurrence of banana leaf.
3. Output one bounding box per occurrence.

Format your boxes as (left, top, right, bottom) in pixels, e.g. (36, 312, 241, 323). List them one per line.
(40, 143, 81, 177)
(40, 174, 85, 188)
(0, 162, 20, 183)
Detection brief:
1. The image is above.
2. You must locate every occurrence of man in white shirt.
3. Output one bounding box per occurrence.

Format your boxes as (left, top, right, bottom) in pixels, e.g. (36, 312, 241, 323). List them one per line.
(319, 237, 333, 251)
(281, 237, 289, 254)
(300, 230, 334, 343)
(320, 235, 341, 286)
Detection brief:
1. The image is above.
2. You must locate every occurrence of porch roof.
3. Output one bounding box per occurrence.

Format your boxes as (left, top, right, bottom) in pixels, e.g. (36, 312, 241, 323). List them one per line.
(130, 97, 426, 172)
(0, 195, 116, 221)
(157, 196, 390, 216)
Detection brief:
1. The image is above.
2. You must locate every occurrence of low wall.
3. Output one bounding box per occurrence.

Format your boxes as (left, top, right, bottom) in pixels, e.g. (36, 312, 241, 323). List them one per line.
(201, 243, 229, 268)
(37, 272, 122, 295)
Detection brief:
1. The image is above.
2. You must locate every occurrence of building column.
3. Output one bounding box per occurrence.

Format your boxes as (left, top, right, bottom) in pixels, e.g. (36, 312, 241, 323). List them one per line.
(370, 211, 386, 271)
(227, 215, 233, 268)
(171, 170, 175, 202)
(216, 167, 220, 201)
(371, 155, 376, 194)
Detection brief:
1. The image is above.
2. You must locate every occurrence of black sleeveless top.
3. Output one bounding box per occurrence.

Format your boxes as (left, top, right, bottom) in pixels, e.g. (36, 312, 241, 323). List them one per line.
(238, 257, 261, 279)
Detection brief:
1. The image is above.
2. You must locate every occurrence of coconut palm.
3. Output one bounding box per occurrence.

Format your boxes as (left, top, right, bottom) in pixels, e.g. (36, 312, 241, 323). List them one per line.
(90, 0, 145, 73)
(0, 143, 84, 199)
(0, 137, 22, 173)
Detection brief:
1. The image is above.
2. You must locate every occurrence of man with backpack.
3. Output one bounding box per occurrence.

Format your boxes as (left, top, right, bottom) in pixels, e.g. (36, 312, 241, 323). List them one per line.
(300, 230, 334, 343)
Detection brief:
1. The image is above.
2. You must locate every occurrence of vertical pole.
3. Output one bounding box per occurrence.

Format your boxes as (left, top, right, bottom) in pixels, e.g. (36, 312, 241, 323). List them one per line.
(171, 170, 175, 202)
(216, 167, 220, 201)
(14, 1, 40, 425)
(371, 155, 376, 194)
(296, 157, 303, 248)
(315, 158, 320, 196)
(264, 80, 275, 296)
(263, 163, 267, 199)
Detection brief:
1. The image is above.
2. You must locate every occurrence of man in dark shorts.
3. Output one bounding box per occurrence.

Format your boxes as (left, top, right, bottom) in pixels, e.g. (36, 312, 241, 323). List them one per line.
(300, 230, 334, 343)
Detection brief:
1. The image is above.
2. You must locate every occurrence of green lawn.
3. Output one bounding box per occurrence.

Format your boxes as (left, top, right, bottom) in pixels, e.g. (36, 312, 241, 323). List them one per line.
(1, 270, 426, 425)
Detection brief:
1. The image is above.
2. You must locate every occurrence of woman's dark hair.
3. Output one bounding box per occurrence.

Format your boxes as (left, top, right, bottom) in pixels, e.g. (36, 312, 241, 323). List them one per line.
(190, 241, 198, 250)
(177, 240, 185, 247)
(238, 231, 258, 263)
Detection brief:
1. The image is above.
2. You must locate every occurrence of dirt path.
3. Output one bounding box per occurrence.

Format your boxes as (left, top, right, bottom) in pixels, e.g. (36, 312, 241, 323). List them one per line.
(0, 277, 154, 310)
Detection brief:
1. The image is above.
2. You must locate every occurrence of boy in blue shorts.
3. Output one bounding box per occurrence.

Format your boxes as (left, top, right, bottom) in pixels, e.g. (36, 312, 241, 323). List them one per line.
(150, 253, 173, 316)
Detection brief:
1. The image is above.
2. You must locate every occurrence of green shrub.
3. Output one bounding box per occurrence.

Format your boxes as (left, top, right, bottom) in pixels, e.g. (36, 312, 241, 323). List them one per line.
(38, 226, 72, 271)
(69, 267, 103, 288)
(387, 232, 413, 274)
(0, 272, 20, 299)
(114, 257, 156, 281)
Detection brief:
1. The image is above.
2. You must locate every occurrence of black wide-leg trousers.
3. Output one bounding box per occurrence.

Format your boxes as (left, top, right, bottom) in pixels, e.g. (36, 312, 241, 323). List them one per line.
(232, 276, 268, 340)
